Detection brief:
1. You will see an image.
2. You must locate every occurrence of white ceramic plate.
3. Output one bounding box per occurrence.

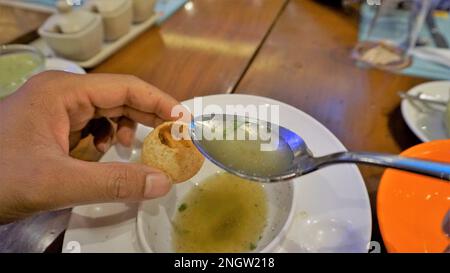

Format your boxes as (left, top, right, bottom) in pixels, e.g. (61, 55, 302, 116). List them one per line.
(45, 58, 86, 75)
(63, 94, 372, 253)
(401, 81, 450, 142)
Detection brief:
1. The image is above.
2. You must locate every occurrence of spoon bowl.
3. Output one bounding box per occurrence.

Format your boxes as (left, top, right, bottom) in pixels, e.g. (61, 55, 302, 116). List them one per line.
(190, 114, 450, 182)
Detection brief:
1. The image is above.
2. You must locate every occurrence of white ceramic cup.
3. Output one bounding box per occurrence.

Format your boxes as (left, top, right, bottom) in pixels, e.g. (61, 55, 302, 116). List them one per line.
(137, 161, 296, 253)
(132, 0, 157, 23)
(86, 0, 133, 41)
(38, 1, 104, 61)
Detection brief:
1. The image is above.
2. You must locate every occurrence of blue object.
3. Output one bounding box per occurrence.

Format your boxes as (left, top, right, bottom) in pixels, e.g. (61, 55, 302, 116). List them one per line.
(359, 4, 450, 80)
(155, 0, 188, 24)
(22, 0, 84, 6)
(23, 0, 58, 6)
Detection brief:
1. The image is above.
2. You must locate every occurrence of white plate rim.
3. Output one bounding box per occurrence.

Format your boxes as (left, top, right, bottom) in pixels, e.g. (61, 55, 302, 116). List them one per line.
(400, 81, 450, 142)
(45, 58, 86, 75)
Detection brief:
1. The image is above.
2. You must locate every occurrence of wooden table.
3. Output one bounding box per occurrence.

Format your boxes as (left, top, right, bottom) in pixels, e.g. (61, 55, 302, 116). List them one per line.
(234, 0, 426, 250)
(0, 5, 49, 44)
(91, 0, 288, 101)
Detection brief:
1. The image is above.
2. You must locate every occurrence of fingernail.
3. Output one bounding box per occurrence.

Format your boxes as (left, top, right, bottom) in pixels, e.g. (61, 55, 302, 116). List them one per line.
(145, 173, 171, 199)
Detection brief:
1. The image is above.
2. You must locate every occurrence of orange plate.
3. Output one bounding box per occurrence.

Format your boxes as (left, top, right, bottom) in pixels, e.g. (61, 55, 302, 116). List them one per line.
(377, 140, 450, 253)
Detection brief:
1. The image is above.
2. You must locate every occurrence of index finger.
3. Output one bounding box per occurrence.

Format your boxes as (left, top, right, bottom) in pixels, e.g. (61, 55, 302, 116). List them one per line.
(63, 72, 180, 121)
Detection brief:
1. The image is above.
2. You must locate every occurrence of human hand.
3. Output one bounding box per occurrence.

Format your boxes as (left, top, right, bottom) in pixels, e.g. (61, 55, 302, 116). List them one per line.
(0, 71, 180, 223)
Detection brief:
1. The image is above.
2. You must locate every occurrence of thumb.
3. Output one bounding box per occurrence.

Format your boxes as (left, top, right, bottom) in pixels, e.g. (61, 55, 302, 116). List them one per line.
(46, 159, 172, 208)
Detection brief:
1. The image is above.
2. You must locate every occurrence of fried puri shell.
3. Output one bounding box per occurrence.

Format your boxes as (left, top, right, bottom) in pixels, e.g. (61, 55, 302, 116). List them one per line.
(141, 121, 204, 183)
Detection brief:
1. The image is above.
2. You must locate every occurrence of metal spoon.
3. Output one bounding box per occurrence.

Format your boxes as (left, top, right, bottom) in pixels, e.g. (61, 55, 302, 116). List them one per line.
(189, 114, 450, 183)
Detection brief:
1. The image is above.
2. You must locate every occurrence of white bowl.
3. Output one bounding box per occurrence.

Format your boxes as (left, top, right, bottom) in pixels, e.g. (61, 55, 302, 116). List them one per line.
(137, 160, 296, 253)
(85, 0, 133, 42)
(38, 15, 103, 61)
(132, 0, 156, 23)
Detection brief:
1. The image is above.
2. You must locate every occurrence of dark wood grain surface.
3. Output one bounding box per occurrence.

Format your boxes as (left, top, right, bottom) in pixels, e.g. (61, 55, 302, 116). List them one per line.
(92, 0, 288, 101)
(234, 0, 427, 249)
(0, 5, 49, 44)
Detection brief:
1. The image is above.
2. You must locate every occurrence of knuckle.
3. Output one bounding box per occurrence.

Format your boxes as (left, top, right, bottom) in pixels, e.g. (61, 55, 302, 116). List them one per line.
(24, 71, 73, 100)
(108, 166, 134, 200)
(28, 70, 65, 86)
(27, 70, 52, 83)
(125, 74, 140, 82)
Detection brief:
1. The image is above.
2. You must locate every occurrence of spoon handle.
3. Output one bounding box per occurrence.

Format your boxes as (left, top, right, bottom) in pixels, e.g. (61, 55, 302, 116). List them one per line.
(312, 152, 450, 181)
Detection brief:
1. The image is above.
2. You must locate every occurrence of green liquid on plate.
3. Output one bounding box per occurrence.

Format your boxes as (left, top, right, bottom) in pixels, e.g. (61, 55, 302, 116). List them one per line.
(0, 52, 43, 99)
